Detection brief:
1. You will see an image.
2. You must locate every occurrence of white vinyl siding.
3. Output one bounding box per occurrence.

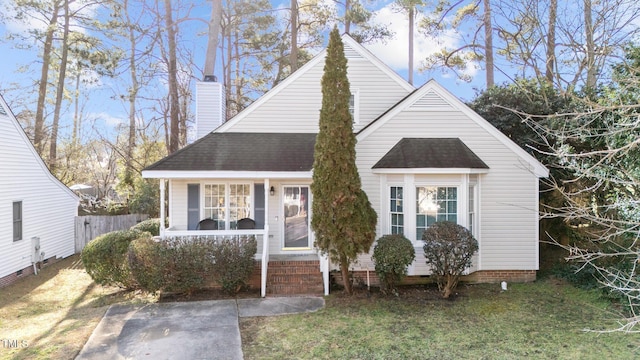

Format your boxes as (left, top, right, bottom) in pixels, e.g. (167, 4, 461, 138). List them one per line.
(222, 53, 411, 134)
(0, 104, 78, 280)
(356, 93, 540, 273)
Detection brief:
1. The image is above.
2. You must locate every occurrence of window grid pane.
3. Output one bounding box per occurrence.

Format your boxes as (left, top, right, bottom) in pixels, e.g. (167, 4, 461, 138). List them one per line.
(416, 186, 457, 238)
(204, 184, 226, 229)
(13, 201, 22, 241)
(390, 186, 404, 234)
(229, 184, 251, 228)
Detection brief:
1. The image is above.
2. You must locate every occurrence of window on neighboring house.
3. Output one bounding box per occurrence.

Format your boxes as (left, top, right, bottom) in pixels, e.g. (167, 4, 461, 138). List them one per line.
(390, 186, 404, 234)
(13, 201, 22, 241)
(416, 187, 457, 239)
(203, 183, 251, 229)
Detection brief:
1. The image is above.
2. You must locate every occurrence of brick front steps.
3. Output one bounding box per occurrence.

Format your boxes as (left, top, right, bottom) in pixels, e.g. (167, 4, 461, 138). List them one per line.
(266, 259, 324, 296)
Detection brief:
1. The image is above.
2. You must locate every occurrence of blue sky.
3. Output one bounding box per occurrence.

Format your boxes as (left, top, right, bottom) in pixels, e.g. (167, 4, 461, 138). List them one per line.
(0, 0, 496, 142)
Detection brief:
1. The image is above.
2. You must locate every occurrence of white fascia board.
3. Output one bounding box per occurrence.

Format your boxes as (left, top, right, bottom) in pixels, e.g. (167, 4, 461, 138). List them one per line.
(0, 93, 79, 203)
(372, 168, 489, 175)
(426, 80, 550, 178)
(215, 52, 326, 133)
(358, 80, 550, 179)
(217, 34, 414, 134)
(142, 170, 313, 179)
(341, 34, 415, 93)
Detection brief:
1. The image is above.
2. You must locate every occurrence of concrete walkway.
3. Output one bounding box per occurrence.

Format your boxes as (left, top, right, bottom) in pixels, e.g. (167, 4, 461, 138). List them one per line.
(76, 297, 325, 360)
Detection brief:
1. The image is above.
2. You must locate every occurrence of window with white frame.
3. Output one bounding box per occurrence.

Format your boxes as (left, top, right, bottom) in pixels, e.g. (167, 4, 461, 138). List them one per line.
(204, 183, 251, 229)
(468, 185, 475, 235)
(13, 201, 22, 241)
(349, 89, 359, 124)
(416, 187, 457, 239)
(390, 186, 404, 234)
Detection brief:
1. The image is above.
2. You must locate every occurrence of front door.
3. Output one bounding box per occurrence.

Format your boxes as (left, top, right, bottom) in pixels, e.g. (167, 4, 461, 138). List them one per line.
(283, 185, 310, 249)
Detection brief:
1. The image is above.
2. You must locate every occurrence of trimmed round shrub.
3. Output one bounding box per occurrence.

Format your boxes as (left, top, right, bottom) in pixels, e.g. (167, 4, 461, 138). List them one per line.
(128, 236, 216, 295)
(372, 234, 415, 295)
(164, 237, 216, 294)
(128, 236, 167, 293)
(82, 229, 148, 288)
(211, 236, 258, 294)
(130, 218, 161, 236)
(422, 221, 478, 298)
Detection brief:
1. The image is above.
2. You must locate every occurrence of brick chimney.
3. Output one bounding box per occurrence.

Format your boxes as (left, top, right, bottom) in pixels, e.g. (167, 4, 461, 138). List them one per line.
(195, 76, 226, 139)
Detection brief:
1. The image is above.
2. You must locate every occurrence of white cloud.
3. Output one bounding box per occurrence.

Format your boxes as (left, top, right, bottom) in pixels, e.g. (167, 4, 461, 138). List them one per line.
(91, 112, 125, 128)
(0, 0, 99, 36)
(365, 4, 480, 81)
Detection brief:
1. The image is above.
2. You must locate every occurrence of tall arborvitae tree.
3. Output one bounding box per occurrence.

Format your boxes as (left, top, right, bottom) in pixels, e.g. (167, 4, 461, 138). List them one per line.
(311, 28, 377, 295)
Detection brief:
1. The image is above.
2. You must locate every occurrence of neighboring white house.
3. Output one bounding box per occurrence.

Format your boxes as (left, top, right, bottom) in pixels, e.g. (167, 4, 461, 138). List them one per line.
(0, 94, 78, 288)
(142, 34, 549, 296)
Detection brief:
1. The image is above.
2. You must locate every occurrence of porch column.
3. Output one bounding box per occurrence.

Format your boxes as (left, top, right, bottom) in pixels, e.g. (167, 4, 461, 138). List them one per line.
(261, 179, 270, 297)
(264, 179, 270, 229)
(160, 179, 166, 237)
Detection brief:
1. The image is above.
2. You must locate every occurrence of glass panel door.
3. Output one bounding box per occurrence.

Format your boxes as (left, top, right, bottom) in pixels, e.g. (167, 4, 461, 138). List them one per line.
(283, 186, 310, 249)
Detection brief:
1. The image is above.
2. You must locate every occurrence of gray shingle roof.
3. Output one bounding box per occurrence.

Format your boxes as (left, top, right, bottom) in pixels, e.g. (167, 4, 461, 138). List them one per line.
(373, 138, 489, 169)
(144, 133, 317, 172)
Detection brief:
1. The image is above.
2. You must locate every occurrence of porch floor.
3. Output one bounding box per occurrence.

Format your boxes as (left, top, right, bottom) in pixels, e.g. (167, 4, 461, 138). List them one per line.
(269, 254, 318, 261)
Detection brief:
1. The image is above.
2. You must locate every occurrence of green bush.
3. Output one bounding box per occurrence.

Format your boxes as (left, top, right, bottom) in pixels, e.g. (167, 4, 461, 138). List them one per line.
(130, 218, 161, 236)
(128, 236, 216, 295)
(211, 236, 257, 294)
(127, 236, 167, 293)
(422, 221, 478, 298)
(372, 234, 415, 295)
(82, 229, 148, 288)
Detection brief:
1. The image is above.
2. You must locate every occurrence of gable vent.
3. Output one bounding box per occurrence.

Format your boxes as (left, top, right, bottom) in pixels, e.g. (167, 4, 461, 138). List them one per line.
(409, 91, 454, 111)
(343, 43, 363, 60)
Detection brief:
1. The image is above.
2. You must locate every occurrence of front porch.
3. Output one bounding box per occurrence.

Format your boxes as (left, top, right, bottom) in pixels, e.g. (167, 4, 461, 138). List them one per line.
(158, 227, 329, 297)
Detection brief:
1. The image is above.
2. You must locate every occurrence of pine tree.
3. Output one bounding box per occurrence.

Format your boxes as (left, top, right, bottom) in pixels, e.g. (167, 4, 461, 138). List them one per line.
(311, 27, 377, 295)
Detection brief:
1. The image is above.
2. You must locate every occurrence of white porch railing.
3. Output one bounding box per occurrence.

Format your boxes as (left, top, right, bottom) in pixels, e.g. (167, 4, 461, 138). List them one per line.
(261, 225, 269, 297)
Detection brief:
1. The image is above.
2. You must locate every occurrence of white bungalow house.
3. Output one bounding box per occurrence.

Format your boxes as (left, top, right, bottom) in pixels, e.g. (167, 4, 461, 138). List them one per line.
(142, 34, 548, 297)
(0, 94, 79, 288)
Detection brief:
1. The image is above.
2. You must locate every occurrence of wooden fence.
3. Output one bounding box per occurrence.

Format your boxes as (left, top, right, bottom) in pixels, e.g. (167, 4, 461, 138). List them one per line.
(75, 214, 149, 253)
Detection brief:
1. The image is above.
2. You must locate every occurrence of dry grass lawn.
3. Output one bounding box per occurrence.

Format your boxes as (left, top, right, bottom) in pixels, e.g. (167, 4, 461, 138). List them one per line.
(0, 255, 157, 360)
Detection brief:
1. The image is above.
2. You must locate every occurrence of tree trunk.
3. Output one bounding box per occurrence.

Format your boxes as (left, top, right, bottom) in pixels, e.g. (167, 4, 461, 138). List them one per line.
(408, 6, 414, 85)
(584, 0, 596, 88)
(34, 0, 62, 155)
(48, 0, 70, 173)
(72, 63, 81, 147)
(126, 0, 138, 184)
(290, 0, 298, 72)
(204, 0, 223, 77)
(164, 0, 180, 154)
(340, 255, 353, 295)
(545, 0, 557, 84)
(344, 0, 351, 34)
(483, 0, 494, 87)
